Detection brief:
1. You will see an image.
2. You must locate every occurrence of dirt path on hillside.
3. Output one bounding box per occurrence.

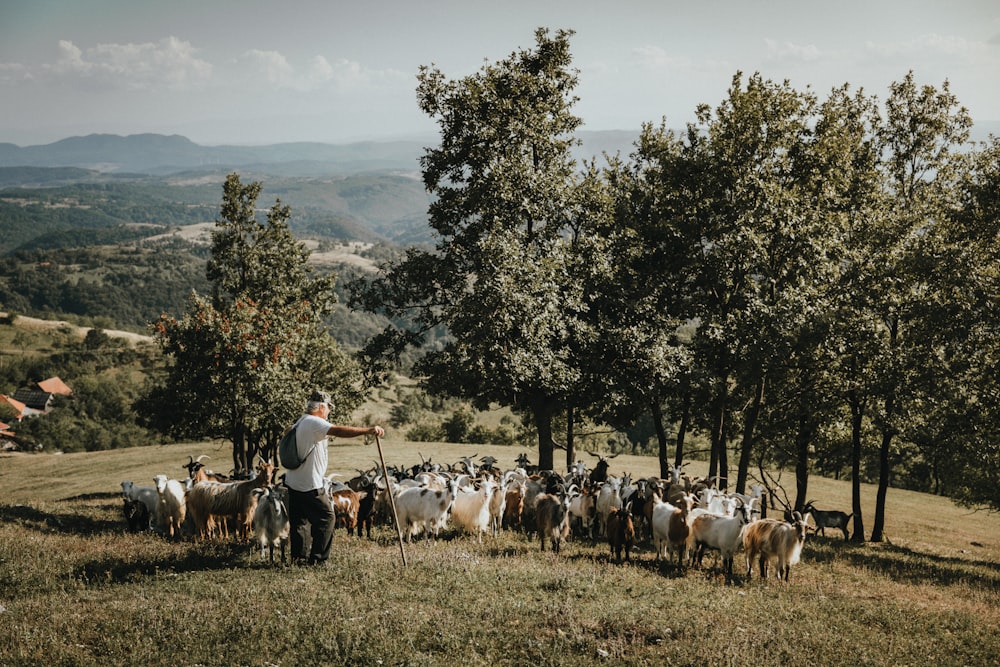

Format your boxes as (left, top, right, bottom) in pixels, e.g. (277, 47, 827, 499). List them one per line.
(2, 312, 153, 346)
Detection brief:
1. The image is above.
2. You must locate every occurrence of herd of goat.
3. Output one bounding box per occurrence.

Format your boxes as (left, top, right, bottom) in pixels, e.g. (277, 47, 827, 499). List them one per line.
(119, 452, 853, 583)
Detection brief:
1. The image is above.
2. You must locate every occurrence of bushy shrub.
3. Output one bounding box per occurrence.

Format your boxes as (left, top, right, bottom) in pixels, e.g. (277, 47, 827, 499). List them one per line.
(405, 422, 443, 442)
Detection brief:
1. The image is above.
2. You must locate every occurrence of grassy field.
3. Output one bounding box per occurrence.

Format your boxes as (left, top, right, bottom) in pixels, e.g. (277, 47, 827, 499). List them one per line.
(1, 440, 998, 666)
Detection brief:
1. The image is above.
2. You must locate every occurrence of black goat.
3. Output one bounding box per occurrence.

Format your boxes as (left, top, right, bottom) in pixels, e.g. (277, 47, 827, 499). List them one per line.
(802, 501, 852, 539)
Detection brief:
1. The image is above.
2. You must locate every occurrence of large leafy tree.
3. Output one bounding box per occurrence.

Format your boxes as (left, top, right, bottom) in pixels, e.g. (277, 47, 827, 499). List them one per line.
(352, 28, 592, 469)
(866, 73, 971, 541)
(143, 173, 362, 472)
(914, 135, 1000, 510)
(814, 84, 884, 541)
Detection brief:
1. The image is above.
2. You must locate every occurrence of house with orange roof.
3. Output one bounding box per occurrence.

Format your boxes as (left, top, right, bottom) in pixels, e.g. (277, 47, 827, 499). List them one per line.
(36, 376, 72, 397)
(2, 376, 72, 419)
(0, 394, 29, 420)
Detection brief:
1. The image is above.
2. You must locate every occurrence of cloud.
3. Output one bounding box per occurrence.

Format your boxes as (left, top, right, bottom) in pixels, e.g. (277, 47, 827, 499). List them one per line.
(764, 39, 823, 63)
(632, 45, 692, 71)
(31, 36, 213, 90)
(235, 49, 408, 93)
(864, 33, 991, 63)
(240, 49, 296, 86)
(0, 62, 29, 85)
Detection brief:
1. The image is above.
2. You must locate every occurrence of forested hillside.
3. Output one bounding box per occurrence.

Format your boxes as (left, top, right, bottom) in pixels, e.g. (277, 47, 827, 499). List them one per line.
(0, 164, 435, 345)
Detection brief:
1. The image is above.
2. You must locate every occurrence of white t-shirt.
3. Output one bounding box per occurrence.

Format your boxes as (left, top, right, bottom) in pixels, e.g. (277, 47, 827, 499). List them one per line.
(283, 414, 330, 492)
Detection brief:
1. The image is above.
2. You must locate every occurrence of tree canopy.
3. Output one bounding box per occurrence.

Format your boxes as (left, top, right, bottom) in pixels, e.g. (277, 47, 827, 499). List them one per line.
(143, 173, 362, 472)
(352, 28, 1000, 519)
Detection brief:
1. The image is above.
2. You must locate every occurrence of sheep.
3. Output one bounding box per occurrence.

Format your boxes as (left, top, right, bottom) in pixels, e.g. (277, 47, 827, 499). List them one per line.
(153, 474, 187, 539)
(123, 497, 149, 533)
(450, 477, 497, 542)
(802, 501, 852, 540)
(184, 460, 276, 540)
(251, 485, 290, 564)
(393, 479, 459, 542)
(743, 511, 808, 582)
(121, 480, 158, 529)
(606, 502, 635, 563)
(688, 499, 755, 583)
(534, 491, 572, 554)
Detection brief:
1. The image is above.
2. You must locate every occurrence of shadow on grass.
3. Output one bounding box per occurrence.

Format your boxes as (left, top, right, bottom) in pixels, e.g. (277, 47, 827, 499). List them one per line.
(831, 538, 1000, 590)
(0, 502, 122, 535)
(72, 543, 262, 585)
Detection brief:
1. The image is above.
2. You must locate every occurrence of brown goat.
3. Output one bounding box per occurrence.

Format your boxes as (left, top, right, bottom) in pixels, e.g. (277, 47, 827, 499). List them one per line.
(535, 492, 571, 554)
(185, 461, 275, 541)
(742, 512, 808, 582)
(665, 494, 695, 570)
(329, 487, 360, 535)
(502, 482, 525, 531)
(606, 503, 636, 563)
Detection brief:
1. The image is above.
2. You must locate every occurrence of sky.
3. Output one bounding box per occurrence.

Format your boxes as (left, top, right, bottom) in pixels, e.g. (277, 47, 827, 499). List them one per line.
(1, 0, 998, 147)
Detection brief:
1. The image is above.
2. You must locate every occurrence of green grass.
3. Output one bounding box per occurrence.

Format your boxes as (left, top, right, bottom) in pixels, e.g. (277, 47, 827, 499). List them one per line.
(1, 443, 999, 666)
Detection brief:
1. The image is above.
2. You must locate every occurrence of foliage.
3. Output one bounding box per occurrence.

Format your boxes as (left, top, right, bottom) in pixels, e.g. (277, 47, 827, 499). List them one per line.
(353, 28, 597, 470)
(0, 245, 211, 330)
(143, 173, 363, 472)
(0, 330, 160, 452)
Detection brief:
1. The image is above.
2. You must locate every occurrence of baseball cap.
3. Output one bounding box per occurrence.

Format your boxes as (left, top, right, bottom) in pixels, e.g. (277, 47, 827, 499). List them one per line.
(309, 390, 333, 407)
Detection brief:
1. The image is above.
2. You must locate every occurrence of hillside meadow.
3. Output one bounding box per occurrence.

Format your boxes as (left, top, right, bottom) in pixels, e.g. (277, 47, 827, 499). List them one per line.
(0, 440, 998, 666)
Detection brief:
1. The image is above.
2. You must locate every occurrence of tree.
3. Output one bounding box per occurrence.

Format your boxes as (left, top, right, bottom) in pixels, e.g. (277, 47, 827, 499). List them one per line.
(352, 28, 593, 469)
(143, 173, 362, 472)
(915, 135, 1000, 510)
(866, 73, 972, 541)
(814, 84, 884, 542)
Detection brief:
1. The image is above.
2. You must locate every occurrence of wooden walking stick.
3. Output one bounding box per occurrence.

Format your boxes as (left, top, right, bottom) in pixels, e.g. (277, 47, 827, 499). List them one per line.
(375, 433, 407, 566)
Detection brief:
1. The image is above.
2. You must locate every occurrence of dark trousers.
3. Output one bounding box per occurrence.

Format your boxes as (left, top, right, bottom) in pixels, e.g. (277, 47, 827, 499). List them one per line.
(288, 488, 334, 564)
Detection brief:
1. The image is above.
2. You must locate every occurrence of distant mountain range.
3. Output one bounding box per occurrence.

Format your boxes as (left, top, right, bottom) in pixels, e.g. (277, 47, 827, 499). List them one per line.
(0, 131, 643, 177)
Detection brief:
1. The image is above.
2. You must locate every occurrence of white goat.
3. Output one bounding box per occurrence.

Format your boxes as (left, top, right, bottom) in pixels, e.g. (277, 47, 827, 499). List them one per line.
(251, 486, 290, 564)
(688, 499, 755, 583)
(488, 474, 509, 536)
(121, 480, 158, 529)
(594, 478, 622, 538)
(394, 479, 458, 542)
(152, 474, 186, 539)
(568, 487, 598, 539)
(652, 493, 695, 568)
(450, 477, 497, 542)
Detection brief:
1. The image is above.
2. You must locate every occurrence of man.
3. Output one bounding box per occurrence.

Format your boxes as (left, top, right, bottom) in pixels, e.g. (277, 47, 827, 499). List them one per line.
(284, 389, 385, 566)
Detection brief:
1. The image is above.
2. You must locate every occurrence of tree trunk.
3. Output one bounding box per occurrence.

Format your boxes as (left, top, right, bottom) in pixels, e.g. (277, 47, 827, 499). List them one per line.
(674, 390, 691, 469)
(232, 421, 248, 476)
(871, 396, 893, 543)
(849, 389, 866, 543)
(736, 373, 765, 494)
(872, 313, 899, 543)
(709, 374, 727, 485)
(534, 399, 556, 471)
(565, 405, 575, 471)
(793, 410, 811, 513)
(651, 400, 670, 479)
